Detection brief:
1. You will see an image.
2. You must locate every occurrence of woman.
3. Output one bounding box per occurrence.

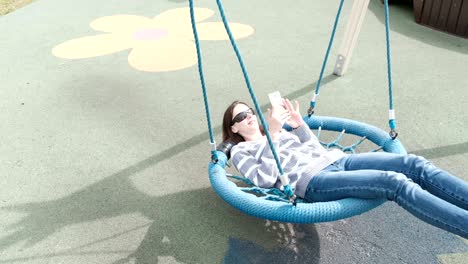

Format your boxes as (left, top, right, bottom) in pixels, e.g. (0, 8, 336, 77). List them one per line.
(221, 99, 468, 238)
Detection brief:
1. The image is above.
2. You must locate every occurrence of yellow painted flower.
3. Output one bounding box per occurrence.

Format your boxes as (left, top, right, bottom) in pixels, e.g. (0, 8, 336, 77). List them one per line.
(52, 7, 254, 72)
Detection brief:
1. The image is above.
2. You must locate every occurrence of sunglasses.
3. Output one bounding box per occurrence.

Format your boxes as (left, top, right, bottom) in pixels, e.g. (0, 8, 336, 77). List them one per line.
(231, 108, 255, 126)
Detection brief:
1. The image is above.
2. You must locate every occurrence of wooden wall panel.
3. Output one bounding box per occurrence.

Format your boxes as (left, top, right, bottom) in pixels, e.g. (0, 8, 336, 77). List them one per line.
(413, 0, 425, 22)
(394, 0, 467, 38)
(455, 1, 468, 35)
(428, 0, 443, 27)
(421, 0, 434, 24)
(436, 0, 453, 30)
(446, 0, 463, 33)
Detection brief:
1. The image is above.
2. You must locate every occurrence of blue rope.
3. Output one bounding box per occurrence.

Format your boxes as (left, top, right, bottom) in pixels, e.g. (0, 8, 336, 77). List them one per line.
(189, 0, 294, 199)
(214, 0, 294, 198)
(309, 0, 345, 114)
(310, 0, 397, 135)
(189, 0, 217, 160)
(383, 0, 397, 132)
(227, 175, 303, 203)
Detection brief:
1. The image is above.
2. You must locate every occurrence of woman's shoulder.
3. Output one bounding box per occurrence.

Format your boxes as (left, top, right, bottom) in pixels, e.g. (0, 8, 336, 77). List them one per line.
(233, 140, 260, 150)
(232, 140, 263, 155)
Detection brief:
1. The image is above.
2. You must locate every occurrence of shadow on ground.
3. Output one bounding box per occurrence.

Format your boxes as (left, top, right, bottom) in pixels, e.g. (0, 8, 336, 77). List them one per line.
(0, 134, 321, 264)
(1, 135, 467, 263)
(1, 148, 466, 263)
(0, 172, 320, 264)
(410, 142, 468, 159)
(1, 71, 467, 263)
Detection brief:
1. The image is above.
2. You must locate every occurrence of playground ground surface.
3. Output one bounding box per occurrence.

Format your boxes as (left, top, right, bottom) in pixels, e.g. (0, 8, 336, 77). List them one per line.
(1, 0, 467, 263)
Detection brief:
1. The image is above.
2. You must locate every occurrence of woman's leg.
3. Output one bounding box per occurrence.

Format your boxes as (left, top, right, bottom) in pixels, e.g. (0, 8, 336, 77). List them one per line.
(335, 153, 468, 210)
(304, 166, 468, 238)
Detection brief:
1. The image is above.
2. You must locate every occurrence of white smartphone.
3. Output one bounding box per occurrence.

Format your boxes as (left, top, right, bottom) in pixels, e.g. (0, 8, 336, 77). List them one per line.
(268, 91, 283, 106)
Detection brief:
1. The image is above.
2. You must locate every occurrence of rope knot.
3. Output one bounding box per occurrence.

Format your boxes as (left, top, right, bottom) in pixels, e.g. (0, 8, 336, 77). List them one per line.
(389, 129, 398, 140)
(307, 107, 315, 117)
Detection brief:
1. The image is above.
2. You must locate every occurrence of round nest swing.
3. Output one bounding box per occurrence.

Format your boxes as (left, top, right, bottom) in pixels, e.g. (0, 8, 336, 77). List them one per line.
(209, 116, 406, 223)
(190, 0, 405, 223)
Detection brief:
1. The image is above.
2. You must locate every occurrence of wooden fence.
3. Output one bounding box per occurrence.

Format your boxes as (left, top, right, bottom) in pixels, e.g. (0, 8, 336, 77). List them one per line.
(413, 0, 468, 38)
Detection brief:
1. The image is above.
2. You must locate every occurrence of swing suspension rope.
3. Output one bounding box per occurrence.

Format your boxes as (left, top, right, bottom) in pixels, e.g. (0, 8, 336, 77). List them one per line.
(190, 0, 398, 204)
(189, 1, 218, 162)
(189, 0, 296, 203)
(309, 0, 398, 139)
(383, 0, 398, 139)
(308, 0, 346, 116)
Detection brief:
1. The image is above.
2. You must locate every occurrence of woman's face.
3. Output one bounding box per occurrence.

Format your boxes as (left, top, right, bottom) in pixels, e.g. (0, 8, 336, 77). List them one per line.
(230, 103, 258, 136)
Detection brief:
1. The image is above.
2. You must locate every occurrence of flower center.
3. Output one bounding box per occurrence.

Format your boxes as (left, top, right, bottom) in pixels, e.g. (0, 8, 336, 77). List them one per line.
(132, 28, 168, 41)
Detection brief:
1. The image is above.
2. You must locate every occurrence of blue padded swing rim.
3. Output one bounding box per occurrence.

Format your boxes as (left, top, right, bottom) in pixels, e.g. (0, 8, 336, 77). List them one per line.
(209, 115, 407, 223)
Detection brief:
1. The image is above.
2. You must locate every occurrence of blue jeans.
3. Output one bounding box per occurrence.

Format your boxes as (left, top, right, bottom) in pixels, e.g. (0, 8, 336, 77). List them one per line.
(303, 153, 468, 238)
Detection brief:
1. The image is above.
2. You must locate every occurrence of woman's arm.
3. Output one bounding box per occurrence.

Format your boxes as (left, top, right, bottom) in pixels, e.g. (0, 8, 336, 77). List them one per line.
(283, 99, 314, 143)
(231, 143, 280, 188)
(291, 123, 315, 143)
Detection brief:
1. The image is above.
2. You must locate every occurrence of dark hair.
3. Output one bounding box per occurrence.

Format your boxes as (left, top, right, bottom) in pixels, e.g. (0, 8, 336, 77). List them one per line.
(222, 101, 249, 145)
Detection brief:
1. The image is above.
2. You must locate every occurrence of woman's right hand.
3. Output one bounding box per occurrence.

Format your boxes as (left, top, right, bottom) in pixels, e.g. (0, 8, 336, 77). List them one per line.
(267, 105, 290, 140)
(284, 98, 305, 129)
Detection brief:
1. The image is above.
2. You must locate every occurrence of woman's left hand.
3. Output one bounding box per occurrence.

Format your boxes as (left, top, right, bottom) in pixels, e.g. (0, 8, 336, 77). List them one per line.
(284, 99, 305, 129)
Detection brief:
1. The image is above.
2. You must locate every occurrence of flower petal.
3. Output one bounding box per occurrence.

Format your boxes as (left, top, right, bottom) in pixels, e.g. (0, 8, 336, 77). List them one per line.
(194, 22, 254, 40)
(52, 34, 133, 59)
(128, 38, 197, 72)
(90, 15, 157, 33)
(153, 7, 214, 29)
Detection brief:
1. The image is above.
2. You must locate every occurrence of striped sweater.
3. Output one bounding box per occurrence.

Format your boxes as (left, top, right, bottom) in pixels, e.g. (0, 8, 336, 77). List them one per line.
(231, 124, 346, 198)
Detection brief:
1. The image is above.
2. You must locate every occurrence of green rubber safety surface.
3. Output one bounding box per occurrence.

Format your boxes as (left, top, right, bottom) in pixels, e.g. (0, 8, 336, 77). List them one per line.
(0, 0, 467, 263)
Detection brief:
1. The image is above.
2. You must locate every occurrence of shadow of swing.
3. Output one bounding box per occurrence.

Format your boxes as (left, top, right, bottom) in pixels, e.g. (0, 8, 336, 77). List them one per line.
(0, 137, 321, 264)
(2, 90, 467, 263)
(0, 75, 340, 262)
(0, 180, 321, 264)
